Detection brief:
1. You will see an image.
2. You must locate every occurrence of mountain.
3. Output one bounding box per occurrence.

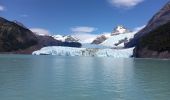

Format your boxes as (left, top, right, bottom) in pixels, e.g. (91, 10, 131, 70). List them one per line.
(130, 1, 170, 58)
(111, 25, 130, 35)
(0, 17, 81, 54)
(52, 35, 79, 42)
(126, 1, 170, 48)
(0, 17, 38, 52)
(92, 25, 130, 45)
(13, 20, 27, 28)
(101, 31, 136, 48)
(134, 22, 170, 58)
(91, 35, 108, 44)
(91, 25, 135, 48)
(32, 25, 135, 57)
(36, 35, 81, 48)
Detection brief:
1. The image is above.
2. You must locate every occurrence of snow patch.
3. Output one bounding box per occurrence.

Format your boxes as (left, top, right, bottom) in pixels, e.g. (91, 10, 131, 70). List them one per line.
(101, 31, 136, 47)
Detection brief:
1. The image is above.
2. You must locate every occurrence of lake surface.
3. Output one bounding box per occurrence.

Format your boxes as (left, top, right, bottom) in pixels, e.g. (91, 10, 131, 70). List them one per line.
(0, 55, 170, 100)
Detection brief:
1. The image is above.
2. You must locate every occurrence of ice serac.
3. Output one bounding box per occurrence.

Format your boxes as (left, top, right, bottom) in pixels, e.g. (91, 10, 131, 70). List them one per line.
(33, 46, 134, 58)
(126, 1, 170, 48)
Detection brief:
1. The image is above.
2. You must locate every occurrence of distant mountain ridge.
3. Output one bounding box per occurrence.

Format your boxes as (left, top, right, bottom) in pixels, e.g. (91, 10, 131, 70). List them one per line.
(35, 25, 135, 49)
(52, 35, 79, 42)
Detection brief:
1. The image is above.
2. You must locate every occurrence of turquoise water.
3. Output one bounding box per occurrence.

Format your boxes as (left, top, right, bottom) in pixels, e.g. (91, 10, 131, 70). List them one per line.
(0, 55, 170, 100)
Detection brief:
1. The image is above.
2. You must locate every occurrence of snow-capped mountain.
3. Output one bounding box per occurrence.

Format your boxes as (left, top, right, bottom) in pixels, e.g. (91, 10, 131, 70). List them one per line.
(31, 25, 137, 57)
(111, 25, 130, 35)
(92, 25, 136, 48)
(29, 25, 138, 58)
(32, 25, 135, 49)
(101, 31, 136, 48)
(126, 1, 170, 48)
(52, 35, 79, 42)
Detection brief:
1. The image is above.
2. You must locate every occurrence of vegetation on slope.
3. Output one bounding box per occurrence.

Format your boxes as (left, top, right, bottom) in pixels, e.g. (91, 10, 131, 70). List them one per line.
(138, 22, 170, 52)
(0, 17, 38, 52)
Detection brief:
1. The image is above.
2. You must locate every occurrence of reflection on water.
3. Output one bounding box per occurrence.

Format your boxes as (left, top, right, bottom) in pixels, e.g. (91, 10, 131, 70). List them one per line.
(0, 55, 170, 100)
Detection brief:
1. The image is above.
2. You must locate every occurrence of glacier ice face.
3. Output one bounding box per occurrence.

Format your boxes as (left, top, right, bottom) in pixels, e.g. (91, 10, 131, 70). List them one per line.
(33, 46, 85, 56)
(96, 48, 134, 57)
(32, 46, 134, 58)
(81, 43, 109, 49)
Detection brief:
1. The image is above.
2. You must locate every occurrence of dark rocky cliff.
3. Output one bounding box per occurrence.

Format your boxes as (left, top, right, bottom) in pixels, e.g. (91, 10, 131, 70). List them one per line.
(126, 1, 170, 48)
(92, 35, 107, 44)
(0, 17, 38, 52)
(134, 22, 170, 58)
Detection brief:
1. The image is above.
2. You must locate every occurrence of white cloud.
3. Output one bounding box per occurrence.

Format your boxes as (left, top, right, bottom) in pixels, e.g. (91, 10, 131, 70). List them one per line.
(30, 28, 50, 36)
(71, 26, 98, 43)
(73, 33, 98, 43)
(71, 26, 97, 33)
(0, 5, 5, 11)
(108, 0, 144, 8)
(101, 32, 112, 37)
(133, 25, 145, 32)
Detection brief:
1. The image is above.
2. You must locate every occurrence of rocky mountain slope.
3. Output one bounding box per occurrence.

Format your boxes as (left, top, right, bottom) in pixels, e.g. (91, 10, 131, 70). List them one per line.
(91, 35, 108, 44)
(134, 22, 170, 58)
(126, 1, 170, 48)
(130, 1, 170, 58)
(0, 17, 38, 52)
(0, 17, 81, 54)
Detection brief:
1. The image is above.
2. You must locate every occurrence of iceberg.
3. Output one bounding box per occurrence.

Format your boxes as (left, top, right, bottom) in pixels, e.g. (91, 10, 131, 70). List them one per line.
(32, 46, 134, 58)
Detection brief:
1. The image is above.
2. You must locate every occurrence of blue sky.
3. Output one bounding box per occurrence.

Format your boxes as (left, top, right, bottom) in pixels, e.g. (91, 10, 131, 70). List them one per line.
(0, 0, 169, 37)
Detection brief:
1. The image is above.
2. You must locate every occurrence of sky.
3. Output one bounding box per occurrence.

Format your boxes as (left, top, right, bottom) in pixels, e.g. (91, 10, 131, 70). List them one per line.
(0, 0, 169, 39)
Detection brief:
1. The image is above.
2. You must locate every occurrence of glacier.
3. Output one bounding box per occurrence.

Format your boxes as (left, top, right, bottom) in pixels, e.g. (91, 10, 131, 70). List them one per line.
(32, 46, 134, 58)
(101, 32, 136, 47)
(91, 25, 137, 48)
